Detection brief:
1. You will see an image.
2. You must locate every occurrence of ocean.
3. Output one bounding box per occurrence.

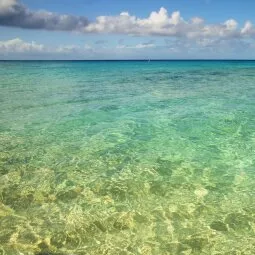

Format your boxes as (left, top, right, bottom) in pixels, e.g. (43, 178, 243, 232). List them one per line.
(0, 60, 255, 254)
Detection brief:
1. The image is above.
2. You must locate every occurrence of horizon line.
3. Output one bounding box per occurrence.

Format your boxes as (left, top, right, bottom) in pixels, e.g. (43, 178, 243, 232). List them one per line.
(1, 59, 255, 61)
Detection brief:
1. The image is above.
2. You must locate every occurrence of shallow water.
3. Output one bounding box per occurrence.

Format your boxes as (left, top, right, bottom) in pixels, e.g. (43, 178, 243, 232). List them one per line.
(0, 60, 255, 254)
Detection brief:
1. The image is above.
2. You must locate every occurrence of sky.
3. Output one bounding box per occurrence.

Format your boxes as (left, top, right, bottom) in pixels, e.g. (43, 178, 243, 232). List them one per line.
(1, 0, 255, 59)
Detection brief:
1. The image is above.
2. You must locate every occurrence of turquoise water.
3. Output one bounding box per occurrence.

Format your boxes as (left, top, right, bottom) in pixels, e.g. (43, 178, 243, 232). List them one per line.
(0, 60, 255, 254)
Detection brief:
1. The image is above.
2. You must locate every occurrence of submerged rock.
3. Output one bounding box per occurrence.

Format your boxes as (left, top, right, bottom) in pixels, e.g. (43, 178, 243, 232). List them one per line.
(93, 220, 107, 232)
(56, 189, 79, 201)
(50, 232, 66, 249)
(224, 213, 251, 230)
(112, 212, 135, 231)
(149, 180, 167, 196)
(183, 237, 208, 252)
(210, 221, 228, 232)
(154, 158, 174, 177)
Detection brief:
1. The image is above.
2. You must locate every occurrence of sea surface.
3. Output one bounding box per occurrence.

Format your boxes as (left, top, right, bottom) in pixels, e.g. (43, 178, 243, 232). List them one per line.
(0, 60, 255, 255)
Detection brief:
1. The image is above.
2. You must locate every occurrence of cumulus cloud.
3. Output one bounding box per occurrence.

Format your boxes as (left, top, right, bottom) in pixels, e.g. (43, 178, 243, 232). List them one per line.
(0, 38, 156, 56)
(0, 37, 44, 52)
(84, 7, 250, 39)
(84, 8, 186, 36)
(241, 21, 255, 36)
(0, 38, 95, 55)
(1, 37, 254, 59)
(0, 1, 255, 41)
(0, 0, 89, 30)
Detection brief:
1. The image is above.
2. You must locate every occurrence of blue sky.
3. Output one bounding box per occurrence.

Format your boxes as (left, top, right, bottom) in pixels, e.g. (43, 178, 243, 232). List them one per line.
(21, 0, 255, 23)
(1, 0, 255, 59)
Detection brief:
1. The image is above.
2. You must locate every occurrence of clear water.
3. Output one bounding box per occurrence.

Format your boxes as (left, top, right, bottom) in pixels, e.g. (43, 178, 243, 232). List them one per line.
(0, 60, 255, 255)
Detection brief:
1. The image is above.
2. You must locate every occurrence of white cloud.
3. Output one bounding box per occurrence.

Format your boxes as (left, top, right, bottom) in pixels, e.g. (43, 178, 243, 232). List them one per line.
(0, 1, 255, 41)
(191, 17, 204, 25)
(0, 38, 44, 52)
(224, 19, 238, 30)
(84, 7, 252, 40)
(0, 0, 17, 11)
(117, 43, 155, 49)
(135, 43, 155, 49)
(241, 21, 255, 36)
(0, 38, 95, 56)
(84, 8, 187, 36)
(0, 36, 254, 59)
(56, 45, 81, 53)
